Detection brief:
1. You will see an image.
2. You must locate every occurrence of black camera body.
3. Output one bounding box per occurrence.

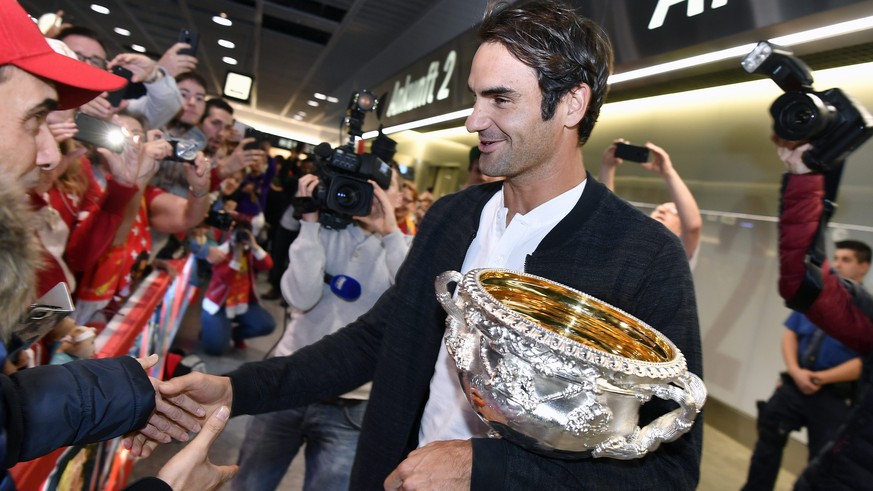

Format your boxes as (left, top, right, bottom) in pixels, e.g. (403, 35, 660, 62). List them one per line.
(742, 41, 873, 172)
(309, 90, 395, 229)
(204, 209, 233, 230)
(769, 88, 873, 172)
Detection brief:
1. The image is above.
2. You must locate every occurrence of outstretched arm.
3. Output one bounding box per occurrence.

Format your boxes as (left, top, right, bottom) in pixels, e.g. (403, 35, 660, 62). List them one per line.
(643, 142, 702, 259)
(598, 138, 625, 191)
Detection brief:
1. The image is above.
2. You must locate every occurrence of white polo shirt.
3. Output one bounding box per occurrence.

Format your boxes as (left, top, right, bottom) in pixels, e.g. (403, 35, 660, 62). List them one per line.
(418, 179, 586, 446)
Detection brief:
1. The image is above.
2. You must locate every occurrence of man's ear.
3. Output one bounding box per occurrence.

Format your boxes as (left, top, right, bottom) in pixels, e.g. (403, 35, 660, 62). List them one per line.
(564, 84, 591, 128)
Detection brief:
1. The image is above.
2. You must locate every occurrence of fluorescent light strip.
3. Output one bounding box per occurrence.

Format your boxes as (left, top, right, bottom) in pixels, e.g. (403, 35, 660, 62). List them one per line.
(362, 108, 473, 139)
(366, 16, 873, 139)
(609, 15, 873, 85)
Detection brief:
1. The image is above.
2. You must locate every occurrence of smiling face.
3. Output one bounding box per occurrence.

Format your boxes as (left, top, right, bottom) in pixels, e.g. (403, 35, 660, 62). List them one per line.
(0, 67, 61, 189)
(464, 42, 567, 182)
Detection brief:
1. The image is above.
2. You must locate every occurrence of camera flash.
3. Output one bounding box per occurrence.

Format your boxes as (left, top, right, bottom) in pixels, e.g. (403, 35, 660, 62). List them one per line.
(106, 127, 129, 148)
(741, 41, 773, 74)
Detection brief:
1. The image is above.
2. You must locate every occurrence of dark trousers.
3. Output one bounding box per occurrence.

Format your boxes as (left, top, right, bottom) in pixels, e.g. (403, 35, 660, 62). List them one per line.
(795, 379, 873, 490)
(742, 375, 854, 491)
(268, 225, 299, 292)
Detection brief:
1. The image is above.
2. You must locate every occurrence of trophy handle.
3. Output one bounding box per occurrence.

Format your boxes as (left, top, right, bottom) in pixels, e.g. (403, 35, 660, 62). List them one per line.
(435, 271, 465, 322)
(593, 372, 707, 460)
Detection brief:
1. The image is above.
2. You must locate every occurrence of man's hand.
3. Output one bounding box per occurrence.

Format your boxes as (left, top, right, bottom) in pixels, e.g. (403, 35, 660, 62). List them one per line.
(159, 371, 234, 422)
(776, 141, 814, 175)
(47, 109, 78, 143)
(109, 53, 161, 84)
(158, 43, 199, 78)
(789, 366, 821, 395)
(384, 440, 472, 491)
(356, 180, 399, 235)
(639, 142, 675, 178)
(217, 139, 266, 177)
(80, 94, 127, 120)
(185, 151, 212, 195)
(156, 406, 239, 491)
(296, 174, 320, 223)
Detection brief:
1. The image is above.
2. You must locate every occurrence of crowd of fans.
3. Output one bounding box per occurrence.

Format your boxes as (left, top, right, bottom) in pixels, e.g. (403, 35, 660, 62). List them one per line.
(12, 13, 444, 370)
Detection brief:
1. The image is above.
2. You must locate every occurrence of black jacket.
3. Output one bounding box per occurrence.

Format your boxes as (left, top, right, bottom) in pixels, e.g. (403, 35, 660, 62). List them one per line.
(229, 175, 703, 490)
(0, 354, 155, 490)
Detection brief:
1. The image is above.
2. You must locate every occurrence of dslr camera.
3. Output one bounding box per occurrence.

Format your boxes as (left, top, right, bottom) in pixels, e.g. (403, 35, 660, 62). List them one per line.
(741, 41, 873, 172)
(308, 90, 395, 229)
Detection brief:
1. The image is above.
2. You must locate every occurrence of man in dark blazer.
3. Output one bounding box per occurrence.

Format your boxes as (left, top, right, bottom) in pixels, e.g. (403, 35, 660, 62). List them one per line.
(150, 1, 703, 489)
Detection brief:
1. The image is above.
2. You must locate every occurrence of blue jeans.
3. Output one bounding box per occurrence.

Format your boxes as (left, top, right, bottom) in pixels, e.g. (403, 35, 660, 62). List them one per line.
(200, 304, 276, 355)
(231, 399, 368, 491)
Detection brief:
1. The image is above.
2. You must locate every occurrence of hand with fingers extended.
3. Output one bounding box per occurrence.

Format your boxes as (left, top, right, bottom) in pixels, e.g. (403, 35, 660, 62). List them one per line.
(154, 405, 239, 490)
(123, 355, 208, 458)
(158, 43, 199, 78)
(125, 370, 236, 457)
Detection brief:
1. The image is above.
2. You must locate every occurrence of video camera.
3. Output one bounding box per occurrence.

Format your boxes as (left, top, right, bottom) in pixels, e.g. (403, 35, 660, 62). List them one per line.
(308, 90, 395, 229)
(741, 41, 873, 172)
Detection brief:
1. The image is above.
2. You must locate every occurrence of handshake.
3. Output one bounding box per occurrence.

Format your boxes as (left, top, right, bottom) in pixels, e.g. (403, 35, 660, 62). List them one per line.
(130, 355, 237, 490)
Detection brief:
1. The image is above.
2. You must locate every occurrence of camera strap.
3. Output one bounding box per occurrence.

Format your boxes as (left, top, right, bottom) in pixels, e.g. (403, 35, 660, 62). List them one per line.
(784, 164, 845, 312)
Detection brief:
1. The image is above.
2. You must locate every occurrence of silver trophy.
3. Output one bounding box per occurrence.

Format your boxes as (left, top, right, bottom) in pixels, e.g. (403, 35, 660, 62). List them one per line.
(435, 269, 706, 460)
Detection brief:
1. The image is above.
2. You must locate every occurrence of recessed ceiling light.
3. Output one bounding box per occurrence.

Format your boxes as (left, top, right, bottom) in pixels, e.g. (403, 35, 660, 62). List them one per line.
(306, 100, 319, 107)
(213, 14, 232, 27)
(222, 56, 238, 66)
(218, 39, 235, 49)
(326, 96, 339, 103)
(114, 27, 131, 36)
(293, 115, 304, 121)
(313, 93, 326, 100)
(296, 111, 307, 116)
(131, 44, 146, 53)
(90, 4, 110, 15)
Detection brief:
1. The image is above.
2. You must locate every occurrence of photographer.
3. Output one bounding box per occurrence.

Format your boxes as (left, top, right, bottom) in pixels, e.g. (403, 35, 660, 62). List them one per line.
(200, 220, 275, 355)
(233, 169, 411, 491)
(776, 141, 873, 490)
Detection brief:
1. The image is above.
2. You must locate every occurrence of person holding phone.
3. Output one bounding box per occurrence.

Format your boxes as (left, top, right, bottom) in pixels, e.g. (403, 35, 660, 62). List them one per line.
(600, 139, 702, 265)
(0, 2, 235, 489)
(57, 26, 183, 129)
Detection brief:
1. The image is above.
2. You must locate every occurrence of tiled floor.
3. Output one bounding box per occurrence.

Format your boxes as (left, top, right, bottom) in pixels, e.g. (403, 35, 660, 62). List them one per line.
(130, 282, 799, 490)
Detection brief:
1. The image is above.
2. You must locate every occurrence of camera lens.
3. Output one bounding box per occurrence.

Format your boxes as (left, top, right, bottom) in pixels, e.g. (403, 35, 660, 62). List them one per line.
(334, 184, 362, 209)
(175, 139, 199, 161)
(771, 92, 832, 141)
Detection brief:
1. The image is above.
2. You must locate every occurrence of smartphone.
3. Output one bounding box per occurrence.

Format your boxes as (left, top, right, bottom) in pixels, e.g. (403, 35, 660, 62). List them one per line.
(614, 142, 650, 163)
(244, 127, 266, 150)
(178, 28, 199, 56)
(7, 283, 75, 359)
(106, 66, 133, 107)
(74, 113, 127, 153)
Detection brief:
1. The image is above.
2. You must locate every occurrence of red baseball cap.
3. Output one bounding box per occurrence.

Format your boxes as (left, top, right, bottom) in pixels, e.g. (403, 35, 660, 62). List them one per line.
(0, 0, 126, 109)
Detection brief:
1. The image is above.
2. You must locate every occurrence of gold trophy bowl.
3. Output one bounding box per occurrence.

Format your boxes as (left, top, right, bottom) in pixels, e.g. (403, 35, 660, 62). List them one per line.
(436, 269, 706, 460)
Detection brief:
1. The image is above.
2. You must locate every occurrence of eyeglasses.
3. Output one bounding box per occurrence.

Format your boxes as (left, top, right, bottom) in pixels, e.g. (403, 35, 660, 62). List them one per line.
(74, 51, 108, 70)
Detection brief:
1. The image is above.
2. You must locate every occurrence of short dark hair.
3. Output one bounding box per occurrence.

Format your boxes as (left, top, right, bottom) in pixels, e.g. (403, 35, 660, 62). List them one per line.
(200, 98, 233, 124)
(477, 0, 613, 146)
(57, 26, 108, 55)
(836, 239, 872, 264)
(176, 71, 208, 93)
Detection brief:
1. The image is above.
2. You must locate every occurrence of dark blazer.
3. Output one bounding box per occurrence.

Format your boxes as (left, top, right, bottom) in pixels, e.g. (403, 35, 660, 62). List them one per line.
(229, 174, 703, 490)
